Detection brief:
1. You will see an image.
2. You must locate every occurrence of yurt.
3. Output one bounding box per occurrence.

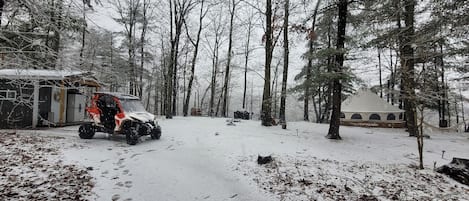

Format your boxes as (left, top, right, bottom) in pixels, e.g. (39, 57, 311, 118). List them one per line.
(340, 89, 405, 128)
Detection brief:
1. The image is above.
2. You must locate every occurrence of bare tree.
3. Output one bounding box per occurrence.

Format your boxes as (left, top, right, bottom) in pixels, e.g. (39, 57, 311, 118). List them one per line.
(165, 0, 195, 118)
(206, 6, 225, 117)
(183, 0, 208, 116)
(138, 0, 152, 98)
(221, 0, 238, 117)
(113, 0, 140, 95)
(242, 8, 254, 110)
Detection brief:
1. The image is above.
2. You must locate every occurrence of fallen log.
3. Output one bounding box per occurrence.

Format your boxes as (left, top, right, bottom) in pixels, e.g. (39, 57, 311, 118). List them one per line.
(435, 157, 469, 186)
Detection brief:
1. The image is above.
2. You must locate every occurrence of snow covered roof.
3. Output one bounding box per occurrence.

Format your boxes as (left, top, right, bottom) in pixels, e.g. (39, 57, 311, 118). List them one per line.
(0, 69, 89, 80)
(341, 89, 404, 113)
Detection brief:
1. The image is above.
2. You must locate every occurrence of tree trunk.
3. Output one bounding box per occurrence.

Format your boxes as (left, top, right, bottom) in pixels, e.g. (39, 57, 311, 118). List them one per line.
(139, 0, 150, 98)
(79, 0, 86, 65)
(242, 13, 253, 110)
(222, 0, 236, 117)
(326, 0, 347, 140)
(166, 0, 175, 118)
(183, 0, 205, 116)
(417, 106, 424, 169)
(279, 0, 289, 129)
(210, 35, 220, 117)
(0, 0, 4, 27)
(279, 0, 289, 128)
(400, 0, 418, 137)
(320, 20, 333, 123)
(261, 0, 273, 126)
(378, 47, 383, 98)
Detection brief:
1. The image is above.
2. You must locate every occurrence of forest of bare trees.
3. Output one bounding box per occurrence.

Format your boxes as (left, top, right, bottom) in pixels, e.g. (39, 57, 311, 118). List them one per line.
(1, 0, 468, 152)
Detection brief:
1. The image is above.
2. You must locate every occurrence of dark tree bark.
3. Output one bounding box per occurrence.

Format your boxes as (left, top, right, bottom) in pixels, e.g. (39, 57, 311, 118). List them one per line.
(79, 0, 86, 65)
(166, 0, 194, 118)
(183, 0, 206, 116)
(0, 0, 4, 27)
(221, 0, 237, 117)
(400, 0, 418, 137)
(261, 0, 273, 126)
(279, 0, 289, 129)
(242, 13, 253, 109)
(378, 47, 383, 98)
(166, 0, 176, 118)
(209, 27, 221, 117)
(326, 0, 347, 140)
(139, 0, 150, 98)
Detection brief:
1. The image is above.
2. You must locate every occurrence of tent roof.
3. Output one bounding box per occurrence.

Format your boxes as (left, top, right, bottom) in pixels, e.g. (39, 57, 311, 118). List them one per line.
(341, 89, 404, 113)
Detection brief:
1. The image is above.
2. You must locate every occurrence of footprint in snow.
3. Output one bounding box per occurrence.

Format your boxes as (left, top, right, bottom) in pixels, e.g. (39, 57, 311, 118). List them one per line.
(116, 158, 125, 165)
(130, 153, 141, 158)
(112, 194, 120, 201)
(124, 181, 132, 188)
(116, 181, 124, 187)
(123, 169, 129, 175)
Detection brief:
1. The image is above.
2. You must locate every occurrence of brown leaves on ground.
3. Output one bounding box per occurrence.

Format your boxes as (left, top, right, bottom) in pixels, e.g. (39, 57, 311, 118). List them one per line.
(0, 132, 93, 200)
(239, 155, 469, 201)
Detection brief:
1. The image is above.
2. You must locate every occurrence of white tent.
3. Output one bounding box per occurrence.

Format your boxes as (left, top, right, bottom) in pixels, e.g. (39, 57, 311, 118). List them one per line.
(340, 89, 405, 128)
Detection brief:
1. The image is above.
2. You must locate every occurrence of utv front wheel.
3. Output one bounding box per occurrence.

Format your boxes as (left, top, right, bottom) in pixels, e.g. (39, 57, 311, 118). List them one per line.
(151, 126, 161, 140)
(79, 124, 95, 139)
(126, 128, 139, 145)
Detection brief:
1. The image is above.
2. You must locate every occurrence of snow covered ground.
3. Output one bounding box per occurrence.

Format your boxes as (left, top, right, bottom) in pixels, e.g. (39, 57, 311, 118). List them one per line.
(2, 117, 469, 200)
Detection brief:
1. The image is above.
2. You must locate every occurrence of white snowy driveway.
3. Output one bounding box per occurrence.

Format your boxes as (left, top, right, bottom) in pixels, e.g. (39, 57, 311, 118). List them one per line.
(61, 117, 274, 201)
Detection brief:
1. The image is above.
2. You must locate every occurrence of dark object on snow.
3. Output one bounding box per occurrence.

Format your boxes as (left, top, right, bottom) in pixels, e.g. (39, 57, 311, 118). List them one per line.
(358, 194, 378, 201)
(257, 155, 273, 165)
(439, 120, 448, 128)
(234, 111, 250, 120)
(226, 119, 236, 126)
(191, 107, 202, 116)
(436, 157, 469, 186)
(298, 178, 313, 186)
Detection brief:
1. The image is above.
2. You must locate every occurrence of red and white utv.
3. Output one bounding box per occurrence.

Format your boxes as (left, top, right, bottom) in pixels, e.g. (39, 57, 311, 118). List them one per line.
(78, 92, 161, 145)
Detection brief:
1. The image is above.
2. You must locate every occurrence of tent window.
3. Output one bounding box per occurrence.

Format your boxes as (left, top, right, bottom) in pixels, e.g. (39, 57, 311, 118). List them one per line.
(369, 114, 381, 120)
(387, 114, 396, 120)
(351, 114, 362, 120)
(340, 112, 345, 118)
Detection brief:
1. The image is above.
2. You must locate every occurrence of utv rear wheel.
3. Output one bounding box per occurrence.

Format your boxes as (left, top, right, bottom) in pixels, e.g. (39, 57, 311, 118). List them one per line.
(79, 124, 95, 139)
(126, 128, 139, 145)
(151, 126, 161, 140)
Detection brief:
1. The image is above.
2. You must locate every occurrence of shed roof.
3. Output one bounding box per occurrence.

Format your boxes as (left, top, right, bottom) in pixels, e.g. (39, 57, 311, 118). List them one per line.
(341, 89, 404, 113)
(0, 69, 100, 87)
(0, 69, 87, 80)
